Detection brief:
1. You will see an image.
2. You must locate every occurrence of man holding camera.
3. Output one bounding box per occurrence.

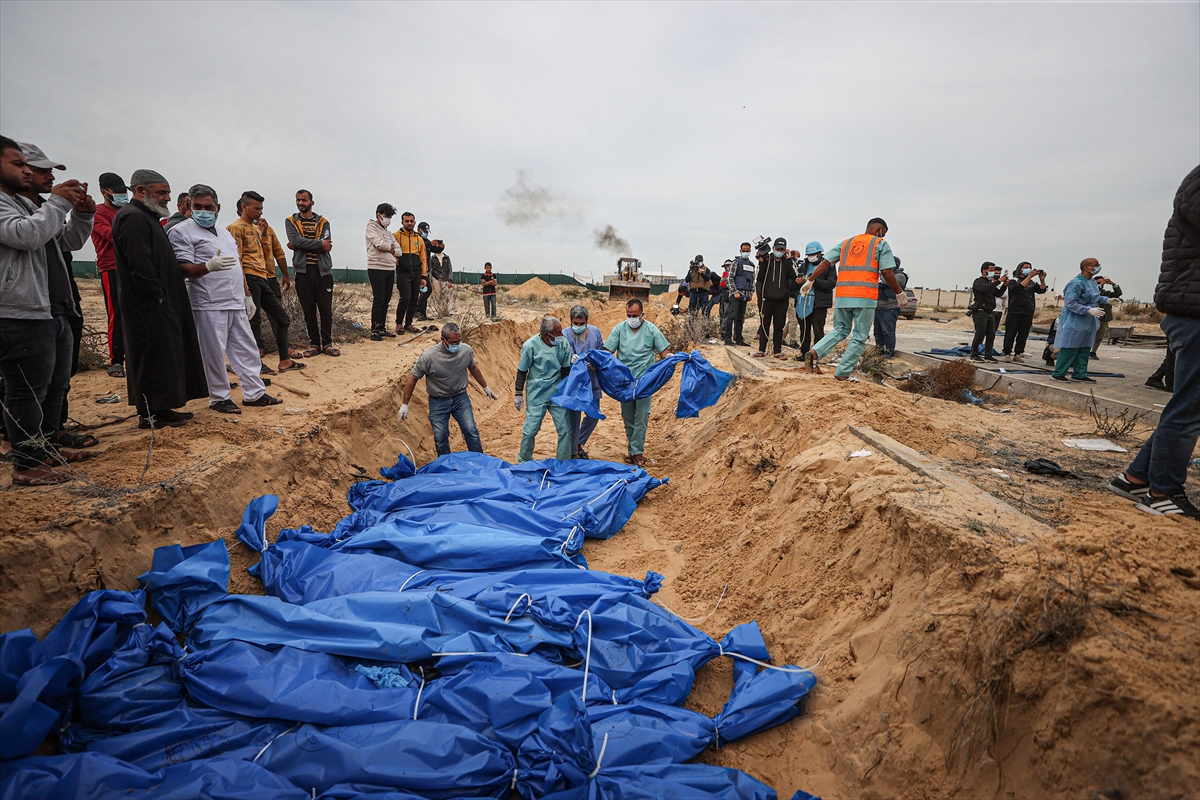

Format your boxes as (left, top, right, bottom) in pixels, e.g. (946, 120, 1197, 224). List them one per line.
(1001, 262, 1047, 362)
(969, 262, 1007, 362)
(1090, 275, 1123, 359)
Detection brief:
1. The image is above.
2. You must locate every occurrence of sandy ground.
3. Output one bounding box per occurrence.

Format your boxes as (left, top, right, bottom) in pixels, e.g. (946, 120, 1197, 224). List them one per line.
(1, 279, 1197, 799)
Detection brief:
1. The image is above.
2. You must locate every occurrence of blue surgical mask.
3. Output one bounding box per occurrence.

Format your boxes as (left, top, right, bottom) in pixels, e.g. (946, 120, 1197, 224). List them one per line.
(444, 342, 460, 353)
(773, 249, 785, 258)
(571, 324, 587, 334)
(1021, 268, 1031, 276)
(110, 192, 130, 207)
(1090, 265, 1102, 277)
(192, 210, 217, 228)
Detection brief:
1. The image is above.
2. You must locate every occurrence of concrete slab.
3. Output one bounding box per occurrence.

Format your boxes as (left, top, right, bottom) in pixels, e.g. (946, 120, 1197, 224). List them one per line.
(848, 424, 1051, 539)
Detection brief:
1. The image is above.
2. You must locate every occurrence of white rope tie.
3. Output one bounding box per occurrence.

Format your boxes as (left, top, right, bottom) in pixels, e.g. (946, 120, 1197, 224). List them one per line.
(653, 582, 728, 623)
(387, 437, 418, 470)
(432, 651, 529, 658)
(559, 526, 581, 554)
(716, 645, 825, 674)
(413, 675, 425, 719)
(587, 732, 609, 779)
(574, 610, 594, 702)
(532, 470, 551, 508)
(504, 593, 533, 624)
(398, 570, 427, 592)
(511, 768, 518, 790)
(611, 690, 617, 705)
(252, 723, 300, 763)
(560, 479, 626, 521)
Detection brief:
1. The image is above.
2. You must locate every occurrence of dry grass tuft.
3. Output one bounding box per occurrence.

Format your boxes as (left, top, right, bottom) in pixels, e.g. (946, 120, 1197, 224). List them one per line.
(660, 313, 721, 351)
(898, 360, 978, 401)
(1086, 391, 1150, 440)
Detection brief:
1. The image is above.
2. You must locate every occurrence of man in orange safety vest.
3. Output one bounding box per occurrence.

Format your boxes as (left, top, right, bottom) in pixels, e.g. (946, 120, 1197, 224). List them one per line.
(801, 217, 908, 380)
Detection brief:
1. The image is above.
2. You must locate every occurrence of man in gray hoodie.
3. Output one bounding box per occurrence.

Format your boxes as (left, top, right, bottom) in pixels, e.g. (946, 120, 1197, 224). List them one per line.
(0, 136, 94, 485)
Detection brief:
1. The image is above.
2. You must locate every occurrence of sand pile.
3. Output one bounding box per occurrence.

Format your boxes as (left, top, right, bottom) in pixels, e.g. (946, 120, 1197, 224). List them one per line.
(505, 277, 565, 300)
(2, 285, 1196, 799)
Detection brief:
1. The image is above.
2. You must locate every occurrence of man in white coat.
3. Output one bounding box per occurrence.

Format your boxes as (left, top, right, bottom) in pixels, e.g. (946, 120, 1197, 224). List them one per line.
(167, 183, 281, 413)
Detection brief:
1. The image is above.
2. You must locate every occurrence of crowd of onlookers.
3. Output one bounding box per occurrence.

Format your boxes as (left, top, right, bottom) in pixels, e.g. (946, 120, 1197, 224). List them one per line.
(1, 136, 1196, 518)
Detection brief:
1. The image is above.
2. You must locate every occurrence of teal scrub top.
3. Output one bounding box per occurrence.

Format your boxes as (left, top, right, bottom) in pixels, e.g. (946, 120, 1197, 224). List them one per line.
(604, 320, 669, 379)
(518, 334, 572, 407)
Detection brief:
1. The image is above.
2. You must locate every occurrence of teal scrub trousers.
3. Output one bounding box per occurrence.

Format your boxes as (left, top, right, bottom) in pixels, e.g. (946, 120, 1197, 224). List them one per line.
(621, 396, 652, 456)
(1052, 347, 1090, 379)
(519, 402, 573, 461)
(811, 306, 876, 377)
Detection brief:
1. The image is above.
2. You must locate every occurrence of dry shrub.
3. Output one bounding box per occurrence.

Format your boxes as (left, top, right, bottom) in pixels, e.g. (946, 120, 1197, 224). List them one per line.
(278, 284, 367, 351)
(78, 324, 110, 371)
(1112, 300, 1162, 323)
(855, 346, 893, 382)
(947, 543, 1148, 782)
(901, 360, 978, 401)
(1086, 391, 1149, 440)
(660, 313, 720, 351)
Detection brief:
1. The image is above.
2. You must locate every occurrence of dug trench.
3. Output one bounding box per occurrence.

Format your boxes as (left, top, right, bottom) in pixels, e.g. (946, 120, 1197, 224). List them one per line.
(1, 298, 1197, 799)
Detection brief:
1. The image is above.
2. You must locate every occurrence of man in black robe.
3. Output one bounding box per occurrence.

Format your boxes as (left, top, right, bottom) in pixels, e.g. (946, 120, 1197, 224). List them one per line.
(112, 169, 207, 428)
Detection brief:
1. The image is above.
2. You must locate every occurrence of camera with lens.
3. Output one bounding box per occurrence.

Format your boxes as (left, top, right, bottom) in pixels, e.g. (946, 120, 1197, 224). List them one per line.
(752, 235, 772, 258)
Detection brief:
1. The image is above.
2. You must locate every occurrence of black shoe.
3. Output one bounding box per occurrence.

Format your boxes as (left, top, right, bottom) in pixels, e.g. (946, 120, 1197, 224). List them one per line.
(722, 339, 735, 346)
(971, 355, 985, 362)
(1072, 376, 1097, 383)
(1051, 375, 1070, 382)
(380, 329, 397, 338)
(983, 356, 1000, 363)
(734, 339, 749, 347)
(139, 410, 190, 429)
(243, 393, 283, 407)
(417, 315, 434, 321)
(1144, 377, 1170, 392)
(1089, 353, 1098, 360)
(210, 399, 241, 414)
(370, 332, 383, 341)
(1138, 493, 1200, 521)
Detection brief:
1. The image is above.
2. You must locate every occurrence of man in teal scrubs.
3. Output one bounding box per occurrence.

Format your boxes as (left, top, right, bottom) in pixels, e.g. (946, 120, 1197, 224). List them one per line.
(604, 298, 670, 466)
(515, 316, 573, 461)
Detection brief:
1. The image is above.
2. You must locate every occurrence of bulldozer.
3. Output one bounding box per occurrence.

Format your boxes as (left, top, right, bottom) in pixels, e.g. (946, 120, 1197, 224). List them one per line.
(607, 257, 651, 304)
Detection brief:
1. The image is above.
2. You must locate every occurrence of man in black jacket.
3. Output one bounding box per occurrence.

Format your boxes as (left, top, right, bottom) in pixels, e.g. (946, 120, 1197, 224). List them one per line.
(969, 262, 1007, 362)
(1090, 275, 1123, 359)
(1001, 262, 1048, 362)
(1107, 165, 1200, 520)
(754, 237, 800, 358)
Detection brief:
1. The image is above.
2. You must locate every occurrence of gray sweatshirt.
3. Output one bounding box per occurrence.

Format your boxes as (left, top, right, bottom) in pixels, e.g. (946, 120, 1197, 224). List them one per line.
(0, 192, 93, 320)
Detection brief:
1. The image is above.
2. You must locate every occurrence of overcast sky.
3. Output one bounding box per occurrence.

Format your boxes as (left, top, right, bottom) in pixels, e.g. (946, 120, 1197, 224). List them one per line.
(2, 1, 1197, 298)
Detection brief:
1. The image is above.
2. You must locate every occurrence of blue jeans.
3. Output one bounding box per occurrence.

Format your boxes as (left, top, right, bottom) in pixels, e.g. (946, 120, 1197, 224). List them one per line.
(873, 307, 900, 357)
(427, 391, 483, 457)
(1126, 315, 1199, 495)
(688, 290, 709, 315)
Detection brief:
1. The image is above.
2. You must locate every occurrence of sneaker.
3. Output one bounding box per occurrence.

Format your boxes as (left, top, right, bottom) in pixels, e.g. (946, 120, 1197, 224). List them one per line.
(1137, 493, 1200, 521)
(734, 339, 750, 347)
(1107, 474, 1150, 503)
(380, 330, 397, 338)
(210, 399, 241, 414)
(243, 393, 283, 407)
(722, 339, 735, 346)
(1145, 377, 1168, 392)
(1051, 375, 1070, 382)
(139, 410, 190, 429)
(1013, 354, 1025, 363)
(971, 355, 985, 362)
(1072, 376, 1097, 383)
(1089, 353, 1098, 360)
(1003, 355, 1013, 362)
(983, 356, 1000, 363)
(370, 332, 383, 341)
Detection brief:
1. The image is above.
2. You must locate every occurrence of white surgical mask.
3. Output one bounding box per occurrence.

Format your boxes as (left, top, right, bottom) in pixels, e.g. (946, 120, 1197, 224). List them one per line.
(627, 317, 643, 329)
(807, 254, 820, 264)
(379, 215, 392, 228)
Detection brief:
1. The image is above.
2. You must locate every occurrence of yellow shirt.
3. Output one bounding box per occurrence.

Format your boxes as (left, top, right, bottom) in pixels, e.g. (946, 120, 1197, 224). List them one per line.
(392, 227, 428, 276)
(226, 218, 271, 279)
(261, 224, 286, 277)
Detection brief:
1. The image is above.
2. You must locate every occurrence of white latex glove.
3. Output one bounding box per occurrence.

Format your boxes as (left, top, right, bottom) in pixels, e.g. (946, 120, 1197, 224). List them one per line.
(514, 396, 524, 412)
(398, 404, 409, 421)
(244, 296, 256, 319)
(798, 281, 812, 297)
(897, 292, 910, 309)
(1087, 307, 1105, 318)
(206, 249, 236, 273)
(483, 387, 497, 400)
(571, 354, 580, 364)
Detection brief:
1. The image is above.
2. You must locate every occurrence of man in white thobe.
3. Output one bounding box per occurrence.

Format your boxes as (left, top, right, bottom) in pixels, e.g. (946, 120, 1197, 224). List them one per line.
(166, 183, 280, 413)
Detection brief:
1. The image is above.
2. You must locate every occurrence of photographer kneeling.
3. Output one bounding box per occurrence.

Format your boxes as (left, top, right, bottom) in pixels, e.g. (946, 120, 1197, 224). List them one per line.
(1001, 262, 1047, 362)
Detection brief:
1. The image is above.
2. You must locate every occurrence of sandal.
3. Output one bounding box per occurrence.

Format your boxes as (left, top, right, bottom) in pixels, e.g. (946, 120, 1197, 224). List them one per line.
(322, 346, 341, 357)
(11, 465, 70, 486)
(277, 360, 306, 372)
(243, 393, 283, 407)
(106, 364, 125, 378)
(300, 347, 320, 358)
(51, 448, 99, 464)
(260, 362, 278, 376)
(773, 353, 788, 360)
(624, 454, 647, 467)
(751, 351, 766, 358)
(56, 431, 98, 448)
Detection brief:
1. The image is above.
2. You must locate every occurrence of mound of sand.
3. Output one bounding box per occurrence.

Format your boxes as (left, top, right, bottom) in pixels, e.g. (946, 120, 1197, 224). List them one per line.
(506, 277, 564, 300)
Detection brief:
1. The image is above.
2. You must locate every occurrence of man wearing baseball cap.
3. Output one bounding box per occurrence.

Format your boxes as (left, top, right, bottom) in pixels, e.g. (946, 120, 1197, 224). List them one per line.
(93, 172, 128, 378)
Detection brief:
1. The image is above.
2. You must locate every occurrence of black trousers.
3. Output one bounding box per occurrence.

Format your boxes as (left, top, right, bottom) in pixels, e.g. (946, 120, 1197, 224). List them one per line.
(0, 317, 71, 469)
(368, 269, 395, 333)
(395, 270, 423, 328)
(1002, 312, 1034, 355)
(60, 313, 83, 428)
(758, 298, 790, 354)
(971, 310, 996, 356)
(248, 274, 290, 355)
(415, 278, 431, 317)
(295, 270, 333, 349)
(800, 306, 828, 354)
(722, 295, 748, 342)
